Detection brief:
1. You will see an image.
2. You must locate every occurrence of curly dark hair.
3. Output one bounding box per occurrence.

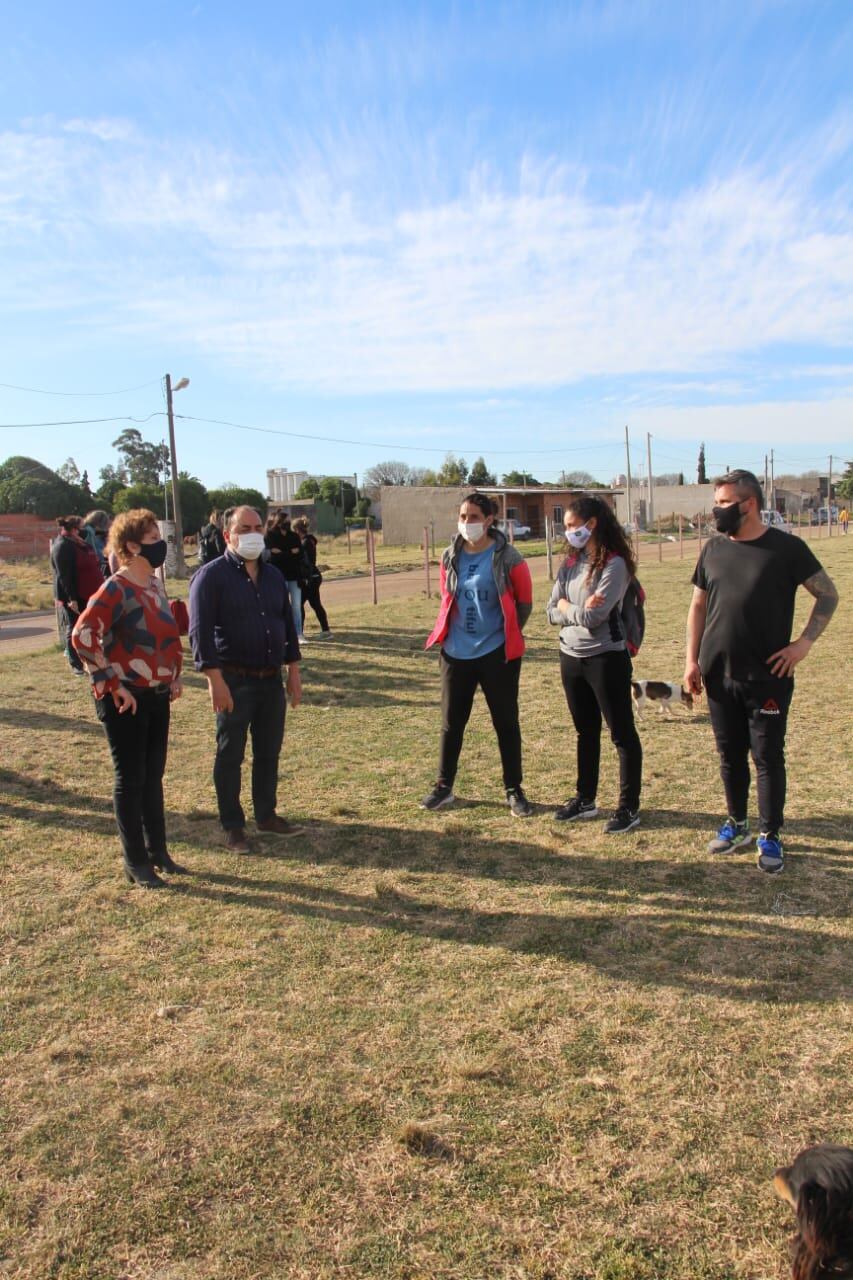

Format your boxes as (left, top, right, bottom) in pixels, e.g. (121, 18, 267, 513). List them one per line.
(566, 494, 636, 581)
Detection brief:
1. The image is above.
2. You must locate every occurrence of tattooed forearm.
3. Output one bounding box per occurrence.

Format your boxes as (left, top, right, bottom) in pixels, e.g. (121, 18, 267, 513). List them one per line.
(801, 570, 839, 643)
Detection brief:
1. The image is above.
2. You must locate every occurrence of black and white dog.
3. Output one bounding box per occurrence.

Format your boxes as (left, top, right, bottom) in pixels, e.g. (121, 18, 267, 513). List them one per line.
(631, 680, 695, 718)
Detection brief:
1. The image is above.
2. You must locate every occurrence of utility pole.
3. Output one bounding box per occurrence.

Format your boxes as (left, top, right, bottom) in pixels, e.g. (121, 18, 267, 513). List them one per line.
(165, 374, 188, 578)
(646, 432, 654, 523)
(624, 425, 633, 537)
(764, 453, 769, 500)
(828, 455, 833, 538)
(770, 448, 775, 514)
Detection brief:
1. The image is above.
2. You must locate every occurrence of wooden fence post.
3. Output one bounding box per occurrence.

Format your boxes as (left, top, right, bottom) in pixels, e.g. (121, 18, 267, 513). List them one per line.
(368, 524, 378, 604)
(346, 524, 351, 554)
(423, 526, 431, 597)
(679, 512, 684, 558)
(698, 512, 704, 553)
(545, 516, 553, 580)
(657, 515, 662, 562)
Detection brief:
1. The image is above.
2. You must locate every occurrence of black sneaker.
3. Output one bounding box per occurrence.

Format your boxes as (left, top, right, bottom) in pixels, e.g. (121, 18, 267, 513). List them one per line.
(506, 786, 533, 818)
(554, 796, 599, 823)
(604, 808, 640, 834)
(420, 783, 455, 811)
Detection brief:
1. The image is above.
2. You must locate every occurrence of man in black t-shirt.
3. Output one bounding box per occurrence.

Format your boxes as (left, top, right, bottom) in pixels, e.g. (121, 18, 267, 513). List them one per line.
(684, 470, 838, 874)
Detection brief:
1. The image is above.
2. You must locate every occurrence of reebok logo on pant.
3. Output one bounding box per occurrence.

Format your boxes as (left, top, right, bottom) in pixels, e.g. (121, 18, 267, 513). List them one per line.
(759, 698, 781, 715)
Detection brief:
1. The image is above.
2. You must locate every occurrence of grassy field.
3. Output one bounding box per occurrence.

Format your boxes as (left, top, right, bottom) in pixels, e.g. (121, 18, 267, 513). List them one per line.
(1, 540, 850, 1279)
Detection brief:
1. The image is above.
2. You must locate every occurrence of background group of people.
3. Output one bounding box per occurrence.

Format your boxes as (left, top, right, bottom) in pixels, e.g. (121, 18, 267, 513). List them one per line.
(61, 466, 838, 889)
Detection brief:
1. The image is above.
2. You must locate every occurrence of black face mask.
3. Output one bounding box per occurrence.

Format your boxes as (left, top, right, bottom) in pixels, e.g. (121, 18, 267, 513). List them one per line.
(138, 539, 168, 569)
(712, 502, 746, 535)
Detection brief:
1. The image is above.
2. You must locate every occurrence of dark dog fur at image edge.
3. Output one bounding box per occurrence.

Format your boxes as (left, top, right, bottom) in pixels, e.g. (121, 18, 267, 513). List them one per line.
(774, 1144, 853, 1279)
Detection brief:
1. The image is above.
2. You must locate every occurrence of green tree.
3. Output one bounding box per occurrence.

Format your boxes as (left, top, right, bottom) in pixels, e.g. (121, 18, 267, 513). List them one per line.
(0, 456, 84, 516)
(112, 429, 170, 486)
(113, 484, 166, 520)
(409, 467, 437, 486)
(295, 478, 321, 500)
(697, 442, 708, 484)
(176, 474, 210, 536)
(57, 457, 81, 485)
(467, 457, 496, 486)
(318, 477, 356, 515)
(836, 461, 853, 501)
(501, 469, 541, 487)
(436, 454, 468, 486)
(207, 486, 268, 520)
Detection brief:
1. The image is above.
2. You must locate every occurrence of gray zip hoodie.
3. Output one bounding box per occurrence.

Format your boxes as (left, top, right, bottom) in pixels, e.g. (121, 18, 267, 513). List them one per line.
(546, 553, 629, 657)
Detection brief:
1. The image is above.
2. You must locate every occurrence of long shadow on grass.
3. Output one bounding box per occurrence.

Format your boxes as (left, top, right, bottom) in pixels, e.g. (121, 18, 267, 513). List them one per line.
(0, 707, 101, 735)
(175, 858, 851, 1003)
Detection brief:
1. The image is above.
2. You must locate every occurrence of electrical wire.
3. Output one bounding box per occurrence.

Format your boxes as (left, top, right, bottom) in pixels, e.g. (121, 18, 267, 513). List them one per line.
(0, 377, 163, 397)
(0, 413, 166, 429)
(173, 413, 623, 456)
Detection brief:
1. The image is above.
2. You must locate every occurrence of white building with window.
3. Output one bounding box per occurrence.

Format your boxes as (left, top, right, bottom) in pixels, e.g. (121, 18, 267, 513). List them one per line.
(266, 469, 310, 503)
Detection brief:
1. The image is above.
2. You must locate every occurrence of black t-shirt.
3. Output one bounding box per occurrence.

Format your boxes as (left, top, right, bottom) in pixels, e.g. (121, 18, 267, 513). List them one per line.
(692, 528, 822, 681)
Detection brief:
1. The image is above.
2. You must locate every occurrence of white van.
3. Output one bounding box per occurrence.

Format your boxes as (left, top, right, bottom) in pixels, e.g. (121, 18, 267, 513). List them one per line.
(761, 510, 790, 530)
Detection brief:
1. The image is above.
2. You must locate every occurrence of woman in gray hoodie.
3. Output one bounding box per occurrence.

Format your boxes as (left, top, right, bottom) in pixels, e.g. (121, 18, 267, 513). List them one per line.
(546, 494, 643, 833)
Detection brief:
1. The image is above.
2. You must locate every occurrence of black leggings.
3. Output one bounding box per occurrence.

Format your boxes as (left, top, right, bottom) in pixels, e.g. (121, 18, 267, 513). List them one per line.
(96, 687, 171, 869)
(438, 645, 522, 791)
(301, 580, 329, 632)
(559, 648, 642, 811)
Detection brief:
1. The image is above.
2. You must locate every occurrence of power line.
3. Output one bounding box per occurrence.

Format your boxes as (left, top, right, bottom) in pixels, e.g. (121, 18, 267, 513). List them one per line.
(0, 413, 166, 429)
(173, 412, 623, 456)
(0, 377, 163, 397)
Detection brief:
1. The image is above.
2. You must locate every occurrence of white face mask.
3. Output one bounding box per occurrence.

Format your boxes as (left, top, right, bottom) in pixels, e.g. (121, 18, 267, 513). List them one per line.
(459, 521, 485, 543)
(230, 531, 265, 560)
(565, 524, 593, 549)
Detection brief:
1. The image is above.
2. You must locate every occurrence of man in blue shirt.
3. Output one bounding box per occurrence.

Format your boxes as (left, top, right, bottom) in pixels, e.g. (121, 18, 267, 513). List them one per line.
(190, 506, 303, 852)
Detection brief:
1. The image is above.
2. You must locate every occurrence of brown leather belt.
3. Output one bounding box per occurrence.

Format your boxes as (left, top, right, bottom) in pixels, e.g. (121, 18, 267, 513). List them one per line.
(221, 663, 280, 679)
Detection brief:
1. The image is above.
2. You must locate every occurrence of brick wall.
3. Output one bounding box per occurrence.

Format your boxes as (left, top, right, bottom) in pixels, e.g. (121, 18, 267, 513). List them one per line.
(0, 514, 58, 560)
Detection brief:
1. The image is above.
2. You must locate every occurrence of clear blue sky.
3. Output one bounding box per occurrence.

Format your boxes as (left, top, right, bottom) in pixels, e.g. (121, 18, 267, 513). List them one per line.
(1, 1, 851, 491)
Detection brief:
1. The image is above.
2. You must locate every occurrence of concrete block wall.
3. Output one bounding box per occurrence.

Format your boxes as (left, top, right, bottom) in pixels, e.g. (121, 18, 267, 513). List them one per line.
(380, 487, 468, 546)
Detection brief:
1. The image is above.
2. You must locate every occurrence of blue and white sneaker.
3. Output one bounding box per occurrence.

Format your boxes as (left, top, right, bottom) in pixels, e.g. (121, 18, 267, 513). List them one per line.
(707, 818, 752, 855)
(756, 832, 784, 875)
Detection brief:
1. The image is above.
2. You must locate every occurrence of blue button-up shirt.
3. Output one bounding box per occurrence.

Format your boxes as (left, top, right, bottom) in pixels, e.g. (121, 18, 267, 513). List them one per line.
(189, 551, 301, 671)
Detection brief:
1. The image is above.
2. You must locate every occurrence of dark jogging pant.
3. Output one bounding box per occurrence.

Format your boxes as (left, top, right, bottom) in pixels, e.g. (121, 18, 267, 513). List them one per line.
(704, 672, 793, 833)
(438, 645, 522, 791)
(559, 648, 642, 812)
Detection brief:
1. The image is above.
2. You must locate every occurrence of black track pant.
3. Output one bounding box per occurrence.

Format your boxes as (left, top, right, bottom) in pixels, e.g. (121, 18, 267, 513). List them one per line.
(438, 645, 522, 791)
(704, 672, 793, 833)
(559, 648, 642, 812)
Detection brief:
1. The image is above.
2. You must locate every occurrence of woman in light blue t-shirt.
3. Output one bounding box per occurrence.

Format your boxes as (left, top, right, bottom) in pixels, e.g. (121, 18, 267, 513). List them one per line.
(422, 492, 534, 817)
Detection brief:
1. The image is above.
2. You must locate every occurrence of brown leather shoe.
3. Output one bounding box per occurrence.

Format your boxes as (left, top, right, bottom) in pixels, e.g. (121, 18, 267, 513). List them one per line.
(223, 828, 251, 853)
(256, 816, 304, 836)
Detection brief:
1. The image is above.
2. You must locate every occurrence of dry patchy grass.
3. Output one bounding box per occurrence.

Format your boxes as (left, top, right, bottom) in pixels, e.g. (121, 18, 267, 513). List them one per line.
(1, 541, 851, 1279)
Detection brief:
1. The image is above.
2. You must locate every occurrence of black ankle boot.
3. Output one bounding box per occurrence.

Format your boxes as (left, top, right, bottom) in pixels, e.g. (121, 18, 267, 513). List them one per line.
(124, 862, 167, 889)
(150, 851, 188, 875)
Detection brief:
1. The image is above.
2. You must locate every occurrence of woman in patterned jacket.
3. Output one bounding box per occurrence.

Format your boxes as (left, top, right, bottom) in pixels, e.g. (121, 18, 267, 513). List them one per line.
(72, 509, 187, 888)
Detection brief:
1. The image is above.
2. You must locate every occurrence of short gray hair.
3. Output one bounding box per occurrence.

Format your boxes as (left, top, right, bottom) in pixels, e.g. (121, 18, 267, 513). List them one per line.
(713, 469, 764, 510)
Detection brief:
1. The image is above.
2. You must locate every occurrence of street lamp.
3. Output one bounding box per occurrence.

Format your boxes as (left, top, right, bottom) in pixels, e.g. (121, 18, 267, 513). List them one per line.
(165, 374, 190, 577)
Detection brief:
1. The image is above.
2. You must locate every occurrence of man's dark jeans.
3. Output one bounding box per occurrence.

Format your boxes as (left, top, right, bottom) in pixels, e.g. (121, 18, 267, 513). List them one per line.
(704, 672, 793, 832)
(214, 672, 286, 830)
(96, 686, 171, 869)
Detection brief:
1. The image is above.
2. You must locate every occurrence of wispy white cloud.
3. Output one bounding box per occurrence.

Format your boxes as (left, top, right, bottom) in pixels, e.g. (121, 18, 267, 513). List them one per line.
(61, 117, 137, 143)
(1, 115, 852, 416)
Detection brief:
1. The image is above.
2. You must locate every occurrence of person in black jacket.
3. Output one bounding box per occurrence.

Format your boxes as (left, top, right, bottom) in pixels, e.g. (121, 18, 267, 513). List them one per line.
(264, 512, 305, 641)
(50, 516, 107, 674)
(293, 517, 331, 637)
(198, 510, 226, 565)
